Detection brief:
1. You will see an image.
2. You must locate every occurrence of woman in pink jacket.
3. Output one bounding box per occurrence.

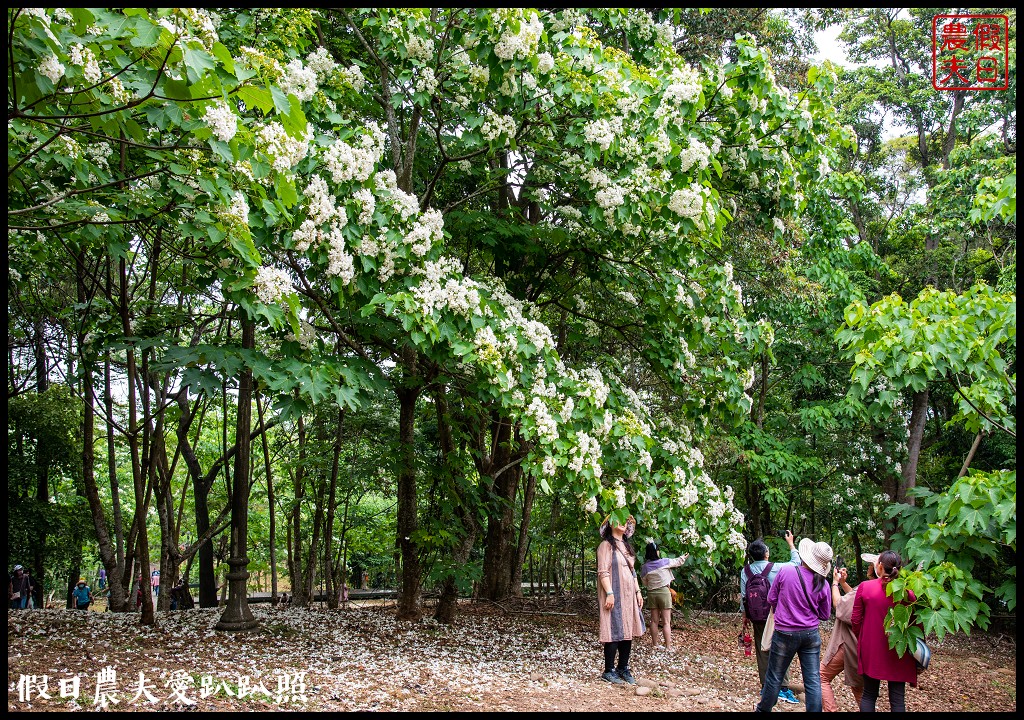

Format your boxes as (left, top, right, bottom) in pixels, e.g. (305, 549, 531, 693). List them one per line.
(851, 550, 918, 711)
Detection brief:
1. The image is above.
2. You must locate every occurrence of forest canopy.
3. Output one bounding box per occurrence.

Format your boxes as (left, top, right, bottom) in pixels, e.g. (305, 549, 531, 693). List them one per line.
(7, 8, 1015, 647)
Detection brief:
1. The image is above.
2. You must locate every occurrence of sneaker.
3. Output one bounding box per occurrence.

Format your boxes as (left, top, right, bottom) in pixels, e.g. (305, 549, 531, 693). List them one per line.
(601, 670, 625, 685)
(617, 668, 637, 685)
(778, 688, 799, 704)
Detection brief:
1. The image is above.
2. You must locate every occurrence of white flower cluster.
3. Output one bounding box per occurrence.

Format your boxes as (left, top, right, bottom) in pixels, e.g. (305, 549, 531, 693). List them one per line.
(674, 282, 694, 309)
(494, 11, 544, 61)
(319, 224, 353, 284)
(38, 54, 65, 83)
(568, 432, 602, 478)
(468, 63, 490, 88)
(676, 482, 698, 509)
(412, 259, 483, 318)
(324, 123, 386, 183)
(203, 99, 238, 143)
(480, 110, 517, 143)
(707, 498, 727, 521)
(595, 184, 625, 212)
(353, 188, 375, 225)
(415, 67, 438, 95)
(305, 47, 337, 81)
(612, 483, 626, 507)
(583, 117, 623, 151)
(107, 76, 132, 105)
(68, 43, 102, 84)
(253, 266, 294, 305)
(257, 122, 312, 173)
(225, 191, 249, 226)
(727, 528, 747, 553)
(668, 184, 705, 222)
(280, 58, 318, 101)
(403, 208, 443, 257)
(536, 52, 554, 74)
(700, 534, 716, 555)
(543, 456, 557, 477)
(337, 64, 366, 93)
(577, 368, 609, 407)
(661, 65, 702, 107)
(678, 524, 698, 546)
(757, 318, 774, 347)
(526, 397, 559, 443)
(406, 35, 434, 63)
(678, 137, 710, 173)
(584, 495, 598, 513)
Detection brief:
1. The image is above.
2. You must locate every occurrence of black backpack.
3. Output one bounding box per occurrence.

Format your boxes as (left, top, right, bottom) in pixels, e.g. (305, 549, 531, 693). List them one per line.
(743, 562, 774, 622)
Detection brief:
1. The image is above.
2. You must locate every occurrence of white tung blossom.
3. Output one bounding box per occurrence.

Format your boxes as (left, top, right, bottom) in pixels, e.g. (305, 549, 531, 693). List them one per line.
(203, 99, 238, 143)
(494, 12, 544, 61)
(38, 54, 65, 83)
(253, 266, 294, 305)
(279, 58, 318, 102)
(668, 184, 704, 221)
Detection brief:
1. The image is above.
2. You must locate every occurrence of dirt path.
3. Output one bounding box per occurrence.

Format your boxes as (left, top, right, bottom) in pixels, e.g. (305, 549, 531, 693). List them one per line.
(7, 603, 1016, 712)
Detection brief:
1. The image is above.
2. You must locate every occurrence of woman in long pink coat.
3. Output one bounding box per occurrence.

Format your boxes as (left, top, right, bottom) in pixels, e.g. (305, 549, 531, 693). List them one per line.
(851, 550, 918, 711)
(596, 514, 645, 685)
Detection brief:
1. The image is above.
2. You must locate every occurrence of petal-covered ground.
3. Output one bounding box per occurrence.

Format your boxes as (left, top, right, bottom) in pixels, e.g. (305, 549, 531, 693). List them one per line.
(7, 601, 1016, 712)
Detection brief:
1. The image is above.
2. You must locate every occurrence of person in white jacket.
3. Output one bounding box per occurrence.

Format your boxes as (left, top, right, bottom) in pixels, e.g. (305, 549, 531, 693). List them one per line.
(640, 542, 688, 652)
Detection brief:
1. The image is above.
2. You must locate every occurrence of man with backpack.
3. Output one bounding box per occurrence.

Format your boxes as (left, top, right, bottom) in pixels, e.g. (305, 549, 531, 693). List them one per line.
(741, 531, 801, 704)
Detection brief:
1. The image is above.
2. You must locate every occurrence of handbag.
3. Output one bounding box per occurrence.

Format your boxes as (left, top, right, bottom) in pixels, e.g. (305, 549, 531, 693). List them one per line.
(760, 608, 776, 652)
(912, 636, 931, 671)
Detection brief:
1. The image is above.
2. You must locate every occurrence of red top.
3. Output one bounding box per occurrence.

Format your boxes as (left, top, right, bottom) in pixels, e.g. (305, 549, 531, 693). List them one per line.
(851, 577, 918, 685)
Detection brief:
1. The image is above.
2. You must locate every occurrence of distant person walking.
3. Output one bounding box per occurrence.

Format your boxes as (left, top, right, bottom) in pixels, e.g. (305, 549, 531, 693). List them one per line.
(596, 514, 645, 685)
(852, 550, 919, 712)
(640, 541, 688, 652)
(72, 578, 94, 611)
(9, 565, 32, 610)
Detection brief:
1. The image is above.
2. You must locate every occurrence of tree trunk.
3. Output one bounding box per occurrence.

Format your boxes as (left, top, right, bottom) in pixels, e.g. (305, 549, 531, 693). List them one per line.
(33, 318, 50, 608)
(433, 387, 479, 623)
(102, 355, 129, 611)
(957, 432, 983, 479)
(289, 409, 308, 606)
(509, 468, 536, 596)
(216, 312, 258, 631)
(480, 415, 523, 601)
(324, 406, 344, 609)
(395, 351, 423, 621)
(899, 388, 929, 506)
(257, 393, 279, 602)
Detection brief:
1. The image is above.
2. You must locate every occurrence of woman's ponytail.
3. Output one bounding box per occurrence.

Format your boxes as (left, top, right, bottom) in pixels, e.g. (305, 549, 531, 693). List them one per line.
(877, 550, 903, 582)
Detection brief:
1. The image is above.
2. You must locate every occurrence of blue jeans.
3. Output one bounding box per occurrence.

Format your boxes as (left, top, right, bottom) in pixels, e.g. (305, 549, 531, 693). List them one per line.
(755, 627, 823, 712)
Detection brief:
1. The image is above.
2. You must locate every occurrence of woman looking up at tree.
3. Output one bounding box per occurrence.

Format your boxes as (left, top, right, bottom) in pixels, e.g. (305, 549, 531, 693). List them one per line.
(596, 514, 645, 685)
(641, 541, 688, 652)
(852, 551, 919, 712)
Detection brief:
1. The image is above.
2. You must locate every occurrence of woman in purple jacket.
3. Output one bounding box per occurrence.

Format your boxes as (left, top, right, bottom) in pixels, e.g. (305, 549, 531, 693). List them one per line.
(851, 550, 918, 711)
(754, 538, 834, 713)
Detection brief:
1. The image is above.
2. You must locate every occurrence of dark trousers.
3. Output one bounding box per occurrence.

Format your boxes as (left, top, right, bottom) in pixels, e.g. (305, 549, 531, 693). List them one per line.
(604, 640, 632, 672)
(751, 618, 791, 691)
(860, 674, 906, 712)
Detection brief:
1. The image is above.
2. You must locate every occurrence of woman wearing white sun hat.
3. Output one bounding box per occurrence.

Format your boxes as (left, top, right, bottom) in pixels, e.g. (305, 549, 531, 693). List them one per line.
(754, 537, 834, 713)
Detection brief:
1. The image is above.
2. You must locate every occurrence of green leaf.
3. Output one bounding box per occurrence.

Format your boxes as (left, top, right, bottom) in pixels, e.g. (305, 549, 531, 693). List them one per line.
(236, 85, 274, 114)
